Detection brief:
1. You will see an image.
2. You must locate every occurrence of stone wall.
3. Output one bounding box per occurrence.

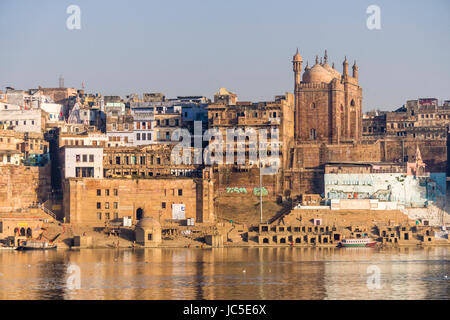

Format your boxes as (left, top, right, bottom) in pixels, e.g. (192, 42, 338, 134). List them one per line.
(0, 165, 51, 213)
(382, 138, 447, 172)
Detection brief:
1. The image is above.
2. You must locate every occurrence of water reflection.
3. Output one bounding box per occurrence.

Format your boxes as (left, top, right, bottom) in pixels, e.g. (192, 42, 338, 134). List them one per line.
(0, 247, 447, 300)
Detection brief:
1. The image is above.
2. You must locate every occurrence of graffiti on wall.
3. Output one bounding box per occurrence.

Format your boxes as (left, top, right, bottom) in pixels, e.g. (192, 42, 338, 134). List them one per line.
(226, 186, 269, 196)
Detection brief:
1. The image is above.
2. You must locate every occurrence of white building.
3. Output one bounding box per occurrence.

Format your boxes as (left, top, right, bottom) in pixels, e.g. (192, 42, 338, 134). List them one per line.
(40, 102, 64, 122)
(0, 150, 21, 165)
(0, 109, 43, 133)
(132, 111, 155, 146)
(60, 146, 103, 179)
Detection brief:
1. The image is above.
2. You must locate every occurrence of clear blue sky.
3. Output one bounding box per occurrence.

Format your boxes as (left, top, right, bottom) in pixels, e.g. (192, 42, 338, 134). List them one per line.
(0, 0, 449, 111)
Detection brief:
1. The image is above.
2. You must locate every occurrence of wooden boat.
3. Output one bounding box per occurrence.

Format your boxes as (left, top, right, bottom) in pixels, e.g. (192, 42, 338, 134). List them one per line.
(0, 246, 17, 250)
(338, 238, 377, 248)
(16, 240, 57, 251)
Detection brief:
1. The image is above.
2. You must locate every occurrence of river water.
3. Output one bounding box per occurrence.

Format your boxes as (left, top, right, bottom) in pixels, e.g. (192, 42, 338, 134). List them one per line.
(0, 247, 447, 300)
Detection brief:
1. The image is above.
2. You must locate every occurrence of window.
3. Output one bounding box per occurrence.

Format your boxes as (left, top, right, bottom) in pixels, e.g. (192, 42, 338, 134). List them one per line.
(97, 202, 101, 209)
(178, 189, 183, 196)
(137, 133, 141, 140)
(105, 212, 110, 220)
(76, 154, 81, 162)
(162, 202, 166, 209)
(310, 128, 317, 140)
(105, 202, 110, 209)
(97, 212, 102, 220)
(105, 189, 110, 196)
(114, 189, 118, 196)
(114, 213, 119, 220)
(76, 167, 95, 177)
(116, 156, 121, 165)
(89, 154, 94, 162)
(82, 154, 88, 162)
(142, 133, 146, 140)
(97, 189, 101, 196)
(113, 202, 118, 209)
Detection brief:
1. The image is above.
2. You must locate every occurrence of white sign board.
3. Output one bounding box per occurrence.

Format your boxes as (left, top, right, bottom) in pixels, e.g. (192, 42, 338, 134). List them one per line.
(123, 216, 132, 227)
(172, 204, 186, 220)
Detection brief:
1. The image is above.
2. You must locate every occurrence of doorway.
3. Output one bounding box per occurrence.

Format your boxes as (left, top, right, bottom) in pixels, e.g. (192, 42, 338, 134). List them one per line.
(136, 208, 144, 220)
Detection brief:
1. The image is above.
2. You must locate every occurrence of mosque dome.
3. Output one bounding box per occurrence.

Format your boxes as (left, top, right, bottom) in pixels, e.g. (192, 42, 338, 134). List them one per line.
(306, 63, 333, 83)
(322, 63, 342, 80)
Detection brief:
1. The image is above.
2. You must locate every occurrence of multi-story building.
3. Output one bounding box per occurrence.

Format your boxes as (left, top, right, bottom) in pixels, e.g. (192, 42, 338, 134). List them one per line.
(59, 145, 103, 179)
(103, 144, 201, 178)
(106, 113, 134, 147)
(0, 129, 49, 166)
(207, 93, 294, 168)
(0, 108, 46, 133)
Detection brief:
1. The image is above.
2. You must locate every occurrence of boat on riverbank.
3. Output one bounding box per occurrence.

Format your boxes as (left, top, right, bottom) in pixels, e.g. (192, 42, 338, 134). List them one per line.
(16, 241, 57, 251)
(338, 238, 377, 248)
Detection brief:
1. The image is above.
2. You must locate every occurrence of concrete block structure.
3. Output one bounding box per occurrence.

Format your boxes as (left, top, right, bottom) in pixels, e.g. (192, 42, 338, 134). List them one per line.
(135, 217, 162, 246)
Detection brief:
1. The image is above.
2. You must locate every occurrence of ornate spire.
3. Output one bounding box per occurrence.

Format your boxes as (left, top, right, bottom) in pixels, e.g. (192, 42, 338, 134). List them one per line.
(315, 55, 319, 64)
(324, 49, 328, 64)
(352, 60, 358, 78)
(320, 57, 323, 64)
(304, 61, 310, 71)
(343, 56, 349, 77)
(332, 62, 335, 69)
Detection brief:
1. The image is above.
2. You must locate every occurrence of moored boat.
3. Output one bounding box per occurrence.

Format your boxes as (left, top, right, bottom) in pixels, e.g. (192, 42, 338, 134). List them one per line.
(16, 241, 57, 251)
(338, 238, 377, 248)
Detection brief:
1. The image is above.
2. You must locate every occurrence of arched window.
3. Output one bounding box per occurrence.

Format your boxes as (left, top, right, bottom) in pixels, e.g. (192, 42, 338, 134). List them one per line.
(310, 128, 317, 140)
(311, 102, 316, 109)
(350, 99, 355, 107)
(136, 208, 144, 220)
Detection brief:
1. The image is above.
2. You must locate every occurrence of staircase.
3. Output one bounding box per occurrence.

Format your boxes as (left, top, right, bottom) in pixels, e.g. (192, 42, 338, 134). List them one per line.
(39, 202, 57, 220)
(28, 201, 57, 221)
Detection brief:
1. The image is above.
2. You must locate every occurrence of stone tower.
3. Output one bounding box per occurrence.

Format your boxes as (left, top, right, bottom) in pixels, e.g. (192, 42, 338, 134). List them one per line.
(293, 49, 362, 144)
(292, 49, 303, 91)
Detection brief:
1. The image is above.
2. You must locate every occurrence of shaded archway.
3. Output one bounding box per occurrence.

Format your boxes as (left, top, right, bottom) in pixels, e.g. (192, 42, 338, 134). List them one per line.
(20, 228, 25, 236)
(136, 208, 144, 220)
(26, 228, 32, 238)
